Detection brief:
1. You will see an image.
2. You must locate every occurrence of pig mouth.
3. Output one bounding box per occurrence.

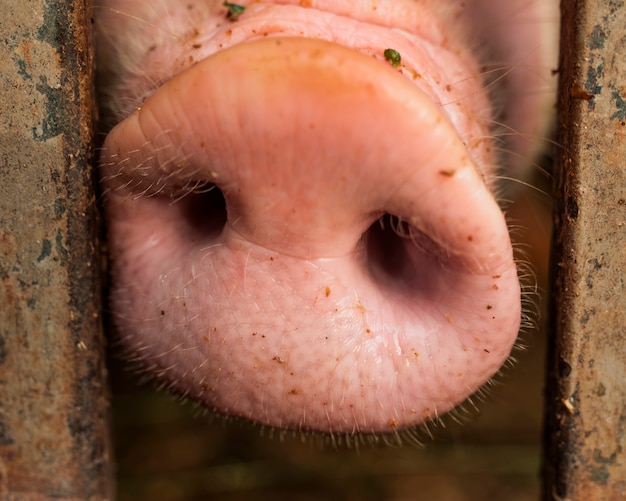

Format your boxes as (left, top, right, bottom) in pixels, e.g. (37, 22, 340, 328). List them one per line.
(100, 2, 521, 434)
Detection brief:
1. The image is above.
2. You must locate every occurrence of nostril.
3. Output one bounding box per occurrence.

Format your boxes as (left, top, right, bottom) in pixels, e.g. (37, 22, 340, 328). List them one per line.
(366, 215, 412, 284)
(366, 214, 425, 293)
(365, 214, 445, 293)
(174, 183, 227, 242)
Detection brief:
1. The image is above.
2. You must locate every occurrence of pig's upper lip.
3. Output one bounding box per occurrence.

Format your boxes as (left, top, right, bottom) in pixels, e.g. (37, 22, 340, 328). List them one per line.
(180, 1, 454, 103)
(124, 1, 488, 173)
(225, 0, 447, 47)
(135, 1, 450, 98)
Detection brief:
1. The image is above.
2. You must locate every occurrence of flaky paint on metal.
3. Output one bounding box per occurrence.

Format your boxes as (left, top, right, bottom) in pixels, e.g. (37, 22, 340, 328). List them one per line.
(544, 0, 626, 499)
(0, 0, 114, 499)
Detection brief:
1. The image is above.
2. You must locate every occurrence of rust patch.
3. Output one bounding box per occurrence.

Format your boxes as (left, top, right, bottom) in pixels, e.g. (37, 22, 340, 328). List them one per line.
(544, 2, 626, 499)
(0, 0, 113, 497)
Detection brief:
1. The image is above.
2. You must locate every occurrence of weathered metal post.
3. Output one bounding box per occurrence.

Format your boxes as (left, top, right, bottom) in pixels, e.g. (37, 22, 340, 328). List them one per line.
(544, 0, 626, 499)
(0, 0, 114, 499)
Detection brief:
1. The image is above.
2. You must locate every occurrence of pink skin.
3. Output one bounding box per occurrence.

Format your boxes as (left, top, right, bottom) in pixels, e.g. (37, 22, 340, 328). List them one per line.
(95, 1, 558, 434)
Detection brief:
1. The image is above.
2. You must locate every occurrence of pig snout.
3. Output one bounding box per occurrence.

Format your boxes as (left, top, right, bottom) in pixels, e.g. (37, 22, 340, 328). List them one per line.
(94, 0, 558, 434)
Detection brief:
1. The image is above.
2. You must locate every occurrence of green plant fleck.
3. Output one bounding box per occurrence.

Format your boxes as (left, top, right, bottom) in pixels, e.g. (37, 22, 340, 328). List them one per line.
(223, 1, 246, 21)
(384, 48, 402, 68)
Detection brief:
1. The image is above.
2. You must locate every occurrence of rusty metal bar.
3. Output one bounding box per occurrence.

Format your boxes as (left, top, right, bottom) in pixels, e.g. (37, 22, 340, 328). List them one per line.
(544, 0, 626, 499)
(0, 0, 114, 499)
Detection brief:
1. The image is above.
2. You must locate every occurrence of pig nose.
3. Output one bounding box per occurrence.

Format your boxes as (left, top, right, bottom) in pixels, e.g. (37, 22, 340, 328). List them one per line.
(103, 38, 508, 270)
(100, 38, 521, 433)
